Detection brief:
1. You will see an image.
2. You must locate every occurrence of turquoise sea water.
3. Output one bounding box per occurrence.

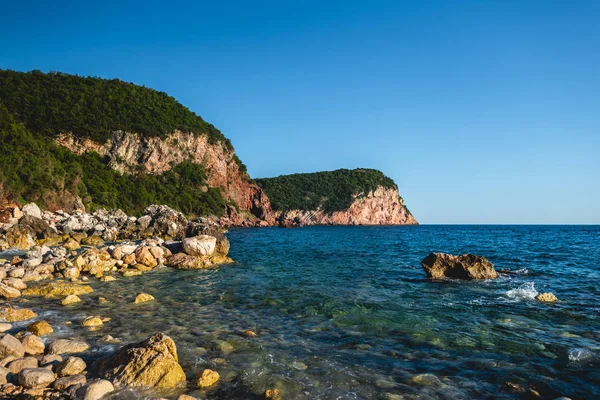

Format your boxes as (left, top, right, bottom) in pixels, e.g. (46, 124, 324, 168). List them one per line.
(14, 225, 600, 399)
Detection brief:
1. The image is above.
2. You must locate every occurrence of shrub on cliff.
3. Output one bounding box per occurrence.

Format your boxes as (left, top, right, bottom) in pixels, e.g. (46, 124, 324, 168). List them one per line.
(256, 169, 397, 213)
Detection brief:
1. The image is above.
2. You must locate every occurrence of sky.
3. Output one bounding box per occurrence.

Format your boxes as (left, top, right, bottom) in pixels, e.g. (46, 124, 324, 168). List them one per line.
(1, 0, 599, 224)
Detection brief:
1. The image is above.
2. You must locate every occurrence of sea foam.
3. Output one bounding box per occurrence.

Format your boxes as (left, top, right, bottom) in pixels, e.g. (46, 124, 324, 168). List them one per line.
(505, 282, 538, 300)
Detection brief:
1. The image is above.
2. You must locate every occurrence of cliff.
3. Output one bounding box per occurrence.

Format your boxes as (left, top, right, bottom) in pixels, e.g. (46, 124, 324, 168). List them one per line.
(256, 169, 418, 226)
(55, 131, 273, 225)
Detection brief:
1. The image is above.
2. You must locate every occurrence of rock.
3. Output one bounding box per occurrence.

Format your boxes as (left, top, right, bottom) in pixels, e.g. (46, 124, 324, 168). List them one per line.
(135, 246, 158, 268)
(182, 235, 217, 257)
(0, 334, 25, 358)
(62, 294, 82, 305)
(243, 330, 257, 337)
(217, 341, 234, 354)
(536, 292, 558, 302)
(196, 369, 220, 387)
(22, 203, 42, 219)
(409, 373, 443, 387)
(0, 323, 11, 333)
(63, 267, 80, 280)
(122, 269, 142, 277)
(122, 253, 137, 265)
(7, 357, 38, 373)
(8, 267, 25, 277)
(95, 332, 186, 389)
(18, 367, 55, 389)
(165, 253, 208, 270)
(0, 366, 9, 384)
(40, 354, 63, 370)
(134, 293, 155, 304)
(23, 281, 94, 297)
(265, 388, 282, 400)
(63, 238, 81, 251)
(177, 395, 197, 400)
(57, 356, 86, 377)
(54, 374, 86, 390)
(421, 253, 498, 280)
(99, 335, 120, 344)
(0, 307, 37, 322)
(5, 225, 36, 250)
(0, 283, 21, 299)
(4, 277, 27, 290)
(82, 316, 103, 327)
(20, 334, 45, 355)
(47, 339, 90, 355)
(74, 379, 115, 400)
(100, 275, 116, 282)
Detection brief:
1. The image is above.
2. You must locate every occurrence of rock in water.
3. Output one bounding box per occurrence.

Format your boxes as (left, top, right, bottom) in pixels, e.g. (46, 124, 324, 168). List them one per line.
(134, 293, 155, 304)
(536, 292, 558, 302)
(182, 235, 217, 257)
(196, 369, 220, 387)
(420, 253, 498, 280)
(95, 332, 186, 389)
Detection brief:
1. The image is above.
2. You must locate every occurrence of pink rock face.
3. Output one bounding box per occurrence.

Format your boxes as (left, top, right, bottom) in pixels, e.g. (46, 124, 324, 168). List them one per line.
(55, 131, 273, 223)
(275, 187, 418, 226)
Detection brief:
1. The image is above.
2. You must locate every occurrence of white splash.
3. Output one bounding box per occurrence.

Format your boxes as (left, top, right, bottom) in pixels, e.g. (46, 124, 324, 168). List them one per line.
(568, 348, 594, 362)
(505, 282, 538, 300)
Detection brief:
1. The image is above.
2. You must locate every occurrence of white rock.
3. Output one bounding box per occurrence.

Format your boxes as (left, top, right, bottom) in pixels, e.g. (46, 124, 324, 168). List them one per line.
(182, 235, 217, 257)
(22, 203, 42, 219)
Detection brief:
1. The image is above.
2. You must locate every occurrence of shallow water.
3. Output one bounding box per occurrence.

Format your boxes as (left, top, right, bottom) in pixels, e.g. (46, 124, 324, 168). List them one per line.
(8, 225, 600, 399)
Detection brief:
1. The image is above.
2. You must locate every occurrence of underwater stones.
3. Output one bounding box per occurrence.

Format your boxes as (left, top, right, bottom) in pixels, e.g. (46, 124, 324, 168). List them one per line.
(182, 235, 217, 257)
(62, 294, 82, 305)
(409, 373, 443, 387)
(82, 316, 104, 327)
(122, 269, 142, 277)
(196, 369, 220, 387)
(421, 253, 498, 280)
(95, 332, 186, 389)
(536, 292, 558, 302)
(47, 339, 90, 355)
(0, 307, 37, 322)
(243, 329, 257, 337)
(265, 388, 282, 400)
(23, 281, 93, 297)
(18, 367, 55, 388)
(100, 275, 116, 282)
(134, 293, 155, 304)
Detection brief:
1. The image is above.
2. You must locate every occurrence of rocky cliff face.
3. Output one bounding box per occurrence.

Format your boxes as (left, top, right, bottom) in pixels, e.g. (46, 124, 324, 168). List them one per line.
(275, 186, 418, 226)
(55, 131, 274, 225)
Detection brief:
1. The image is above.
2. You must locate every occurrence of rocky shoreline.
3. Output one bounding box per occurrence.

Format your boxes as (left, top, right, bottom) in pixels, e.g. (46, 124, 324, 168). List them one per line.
(0, 202, 248, 399)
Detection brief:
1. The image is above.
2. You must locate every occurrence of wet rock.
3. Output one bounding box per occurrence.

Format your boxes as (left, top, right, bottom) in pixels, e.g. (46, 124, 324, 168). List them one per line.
(73, 379, 115, 400)
(0, 307, 37, 322)
(100, 275, 116, 282)
(409, 373, 443, 387)
(122, 269, 142, 277)
(165, 253, 208, 270)
(99, 335, 120, 344)
(421, 253, 498, 280)
(20, 334, 45, 355)
(82, 316, 104, 327)
(18, 367, 55, 388)
(23, 281, 93, 297)
(57, 356, 86, 377)
(536, 292, 558, 302)
(3, 277, 27, 290)
(54, 374, 86, 390)
(265, 388, 282, 400)
(0, 283, 21, 299)
(7, 357, 38, 373)
(0, 334, 25, 358)
(62, 294, 82, 305)
(134, 293, 155, 304)
(182, 235, 217, 257)
(196, 369, 220, 387)
(243, 330, 257, 337)
(177, 395, 197, 400)
(47, 339, 90, 355)
(95, 332, 186, 389)
(0, 323, 11, 333)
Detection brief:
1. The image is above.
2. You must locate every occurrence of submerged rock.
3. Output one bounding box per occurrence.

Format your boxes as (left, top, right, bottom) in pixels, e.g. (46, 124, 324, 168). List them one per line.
(134, 293, 155, 304)
(23, 281, 94, 297)
(421, 253, 498, 280)
(196, 369, 220, 387)
(95, 332, 186, 389)
(62, 294, 82, 305)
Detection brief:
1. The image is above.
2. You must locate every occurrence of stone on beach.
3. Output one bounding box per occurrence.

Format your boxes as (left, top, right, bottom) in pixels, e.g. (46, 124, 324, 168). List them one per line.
(57, 356, 87, 377)
(73, 379, 115, 400)
(421, 253, 498, 280)
(95, 332, 186, 389)
(18, 367, 55, 389)
(0, 283, 21, 299)
(54, 374, 86, 390)
(0, 334, 25, 359)
(7, 357, 38, 373)
(47, 339, 90, 355)
(182, 235, 217, 257)
(0, 307, 37, 322)
(20, 334, 45, 355)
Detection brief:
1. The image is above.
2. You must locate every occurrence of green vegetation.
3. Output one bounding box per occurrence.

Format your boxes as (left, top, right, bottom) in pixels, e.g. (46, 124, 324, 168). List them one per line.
(0, 69, 229, 147)
(0, 103, 226, 216)
(256, 169, 397, 213)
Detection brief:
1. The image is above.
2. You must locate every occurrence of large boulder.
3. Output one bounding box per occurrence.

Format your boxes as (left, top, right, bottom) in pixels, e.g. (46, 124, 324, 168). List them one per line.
(95, 332, 186, 389)
(21, 203, 42, 219)
(0, 334, 25, 359)
(421, 253, 498, 280)
(5, 225, 36, 250)
(182, 235, 217, 257)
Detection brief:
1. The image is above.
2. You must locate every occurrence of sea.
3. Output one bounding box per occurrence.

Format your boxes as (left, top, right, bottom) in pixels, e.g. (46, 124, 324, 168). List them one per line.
(10, 225, 600, 399)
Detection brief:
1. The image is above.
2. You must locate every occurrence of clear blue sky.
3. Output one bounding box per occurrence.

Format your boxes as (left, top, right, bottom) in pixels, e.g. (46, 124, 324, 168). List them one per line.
(1, 0, 598, 224)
